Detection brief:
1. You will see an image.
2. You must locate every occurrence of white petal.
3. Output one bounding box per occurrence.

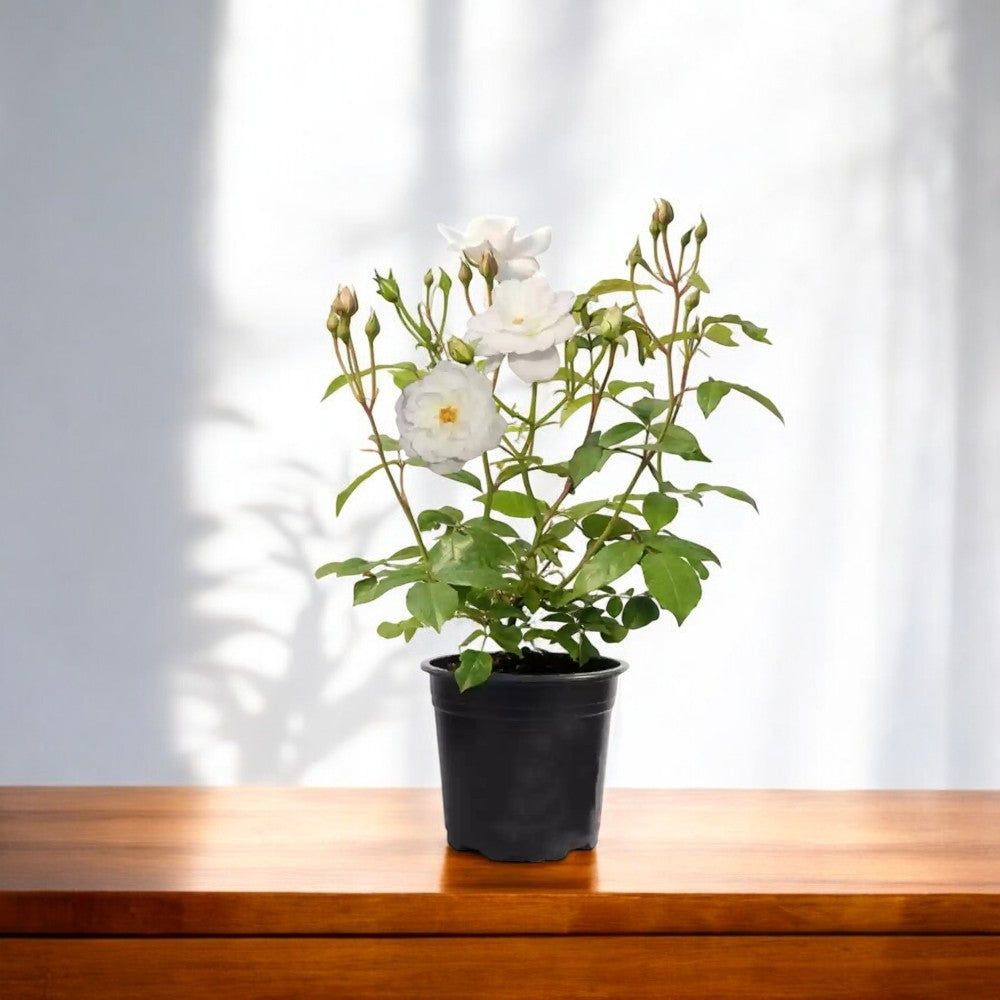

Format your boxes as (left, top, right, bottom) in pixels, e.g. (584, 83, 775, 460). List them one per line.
(465, 309, 504, 338)
(551, 289, 575, 315)
(543, 313, 577, 346)
(498, 257, 539, 280)
(510, 226, 552, 259)
(465, 215, 518, 244)
(482, 354, 504, 373)
(428, 457, 465, 475)
(508, 346, 561, 383)
(490, 277, 528, 317)
(437, 223, 467, 250)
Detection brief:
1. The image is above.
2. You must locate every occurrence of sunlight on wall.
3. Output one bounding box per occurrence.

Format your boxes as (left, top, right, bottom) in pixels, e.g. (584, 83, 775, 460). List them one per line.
(172, 0, 434, 783)
(173, 0, 968, 787)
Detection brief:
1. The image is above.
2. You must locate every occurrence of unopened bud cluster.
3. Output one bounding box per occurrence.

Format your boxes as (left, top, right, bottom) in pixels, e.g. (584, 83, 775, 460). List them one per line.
(328, 284, 358, 341)
(649, 197, 674, 237)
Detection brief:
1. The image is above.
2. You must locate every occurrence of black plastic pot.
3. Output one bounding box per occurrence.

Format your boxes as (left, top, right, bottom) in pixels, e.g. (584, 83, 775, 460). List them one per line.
(422, 656, 628, 862)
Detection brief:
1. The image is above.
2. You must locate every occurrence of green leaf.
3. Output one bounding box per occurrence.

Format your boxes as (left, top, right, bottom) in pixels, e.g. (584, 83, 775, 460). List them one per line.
(542, 519, 576, 542)
(478, 490, 544, 519)
(315, 557, 373, 579)
(740, 319, 770, 343)
(405, 581, 459, 632)
(697, 378, 731, 417)
(443, 469, 482, 490)
(417, 506, 463, 531)
(392, 369, 419, 389)
(336, 464, 382, 515)
(485, 602, 526, 621)
(598, 422, 645, 447)
(568, 444, 604, 488)
(570, 541, 644, 598)
(322, 363, 417, 401)
(429, 529, 515, 570)
(642, 553, 702, 625)
(455, 649, 493, 692)
(369, 433, 400, 451)
(388, 545, 422, 561)
(601, 621, 629, 643)
(353, 576, 378, 605)
(436, 564, 507, 589)
(377, 618, 420, 639)
(622, 595, 660, 629)
(697, 379, 782, 422)
(459, 629, 486, 649)
(631, 397, 671, 423)
(581, 513, 634, 539)
(354, 566, 426, 605)
(642, 493, 679, 531)
(688, 272, 710, 293)
(490, 622, 522, 653)
(428, 532, 474, 567)
(608, 379, 655, 397)
(729, 384, 783, 422)
(702, 324, 739, 347)
(321, 372, 355, 400)
(642, 425, 710, 461)
(643, 533, 721, 566)
(662, 329, 701, 346)
(702, 314, 770, 343)
(560, 393, 595, 426)
(562, 499, 607, 520)
(465, 527, 519, 566)
(463, 516, 519, 537)
(693, 483, 759, 512)
(587, 278, 659, 297)
(538, 462, 570, 478)
(495, 457, 544, 487)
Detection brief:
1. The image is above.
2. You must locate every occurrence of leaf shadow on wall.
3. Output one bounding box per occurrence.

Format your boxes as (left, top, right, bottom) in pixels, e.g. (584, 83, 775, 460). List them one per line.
(172, 429, 411, 784)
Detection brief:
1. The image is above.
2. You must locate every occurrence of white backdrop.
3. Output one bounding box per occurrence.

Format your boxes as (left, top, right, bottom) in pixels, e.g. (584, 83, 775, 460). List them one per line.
(1, 0, 997, 787)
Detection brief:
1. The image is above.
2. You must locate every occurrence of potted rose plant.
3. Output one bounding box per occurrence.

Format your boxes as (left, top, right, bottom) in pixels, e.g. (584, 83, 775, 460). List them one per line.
(318, 200, 780, 861)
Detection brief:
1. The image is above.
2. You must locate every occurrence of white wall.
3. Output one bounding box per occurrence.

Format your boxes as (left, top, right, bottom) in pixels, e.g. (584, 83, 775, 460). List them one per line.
(1, 0, 997, 787)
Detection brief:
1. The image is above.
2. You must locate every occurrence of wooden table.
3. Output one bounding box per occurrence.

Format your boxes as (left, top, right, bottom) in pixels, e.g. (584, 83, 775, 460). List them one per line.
(1, 788, 999, 998)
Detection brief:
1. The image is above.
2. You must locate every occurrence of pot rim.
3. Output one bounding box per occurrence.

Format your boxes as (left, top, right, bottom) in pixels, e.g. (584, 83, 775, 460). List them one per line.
(421, 655, 628, 683)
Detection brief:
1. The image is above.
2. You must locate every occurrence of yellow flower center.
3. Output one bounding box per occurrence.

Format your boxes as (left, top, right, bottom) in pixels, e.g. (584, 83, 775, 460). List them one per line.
(512, 316, 525, 325)
(438, 405, 458, 425)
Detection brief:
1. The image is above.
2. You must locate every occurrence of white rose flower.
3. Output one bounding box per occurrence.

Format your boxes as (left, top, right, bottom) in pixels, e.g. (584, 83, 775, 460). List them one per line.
(437, 216, 551, 280)
(395, 361, 507, 475)
(464, 276, 576, 383)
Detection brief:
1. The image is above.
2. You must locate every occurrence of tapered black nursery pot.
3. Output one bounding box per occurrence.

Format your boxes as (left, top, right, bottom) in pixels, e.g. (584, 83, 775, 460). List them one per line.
(423, 656, 628, 862)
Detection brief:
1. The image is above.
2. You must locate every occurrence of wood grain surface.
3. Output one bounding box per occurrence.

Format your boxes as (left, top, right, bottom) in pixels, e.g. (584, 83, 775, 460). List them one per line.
(2, 787, 999, 936)
(3, 935, 1000, 1000)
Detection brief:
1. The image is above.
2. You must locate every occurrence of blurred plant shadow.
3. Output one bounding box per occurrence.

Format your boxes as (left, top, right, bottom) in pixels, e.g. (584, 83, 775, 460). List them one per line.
(173, 409, 410, 783)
